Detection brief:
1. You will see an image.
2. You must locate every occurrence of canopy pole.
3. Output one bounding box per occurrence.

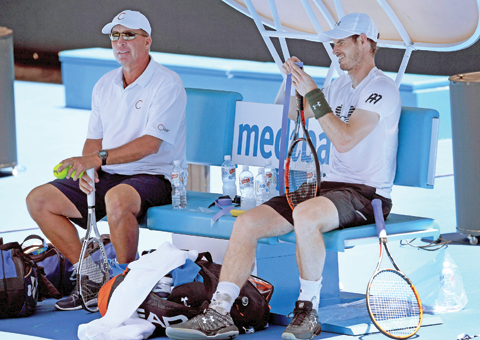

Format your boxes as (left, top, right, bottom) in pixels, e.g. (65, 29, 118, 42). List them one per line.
(395, 45, 413, 87)
(268, 0, 291, 61)
(299, 0, 344, 76)
(244, 0, 285, 73)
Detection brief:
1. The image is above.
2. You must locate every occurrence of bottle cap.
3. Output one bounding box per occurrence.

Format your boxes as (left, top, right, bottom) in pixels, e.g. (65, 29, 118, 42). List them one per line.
(242, 165, 249, 171)
(224, 155, 231, 161)
(258, 167, 265, 173)
(174, 160, 181, 166)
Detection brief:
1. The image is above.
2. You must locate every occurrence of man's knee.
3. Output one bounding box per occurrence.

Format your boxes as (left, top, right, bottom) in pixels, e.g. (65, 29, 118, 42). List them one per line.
(105, 185, 141, 221)
(292, 200, 337, 235)
(26, 184, 54, 216)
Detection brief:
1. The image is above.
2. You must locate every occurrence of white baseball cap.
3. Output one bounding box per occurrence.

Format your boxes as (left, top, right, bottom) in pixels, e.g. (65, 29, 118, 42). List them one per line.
(318, 13, 378, 42)
(102, 10, 151, 35)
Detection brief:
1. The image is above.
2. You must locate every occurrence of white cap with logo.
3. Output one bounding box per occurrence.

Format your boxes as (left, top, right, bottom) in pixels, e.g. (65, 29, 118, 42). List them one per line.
(318, 12, 378, 42)
(102, 10, 151, 35)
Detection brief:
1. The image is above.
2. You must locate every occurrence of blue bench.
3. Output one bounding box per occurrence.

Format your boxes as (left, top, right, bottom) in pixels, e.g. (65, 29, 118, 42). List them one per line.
(142, 88, 441, 327)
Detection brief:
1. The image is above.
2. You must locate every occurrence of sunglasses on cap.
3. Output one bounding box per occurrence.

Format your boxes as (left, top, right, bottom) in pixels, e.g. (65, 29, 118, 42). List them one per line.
(109, 31, 149, 41)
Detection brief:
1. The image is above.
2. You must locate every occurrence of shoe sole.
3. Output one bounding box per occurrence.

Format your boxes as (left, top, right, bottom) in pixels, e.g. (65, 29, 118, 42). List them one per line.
(54, 298, 98, 311)
(281, 325, 322, 340)
(166, 327, 239, 340)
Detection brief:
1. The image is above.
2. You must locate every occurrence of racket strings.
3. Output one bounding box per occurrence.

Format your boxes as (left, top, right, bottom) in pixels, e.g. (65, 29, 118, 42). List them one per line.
(79, 239, 110, 307)
(368, 271, 421, 337)
(287, 140, 317, 207)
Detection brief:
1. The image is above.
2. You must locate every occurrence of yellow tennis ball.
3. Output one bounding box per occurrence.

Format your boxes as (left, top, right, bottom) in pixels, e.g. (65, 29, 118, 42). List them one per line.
(53, 163, 71, 179)
(72, 170, 84, 178)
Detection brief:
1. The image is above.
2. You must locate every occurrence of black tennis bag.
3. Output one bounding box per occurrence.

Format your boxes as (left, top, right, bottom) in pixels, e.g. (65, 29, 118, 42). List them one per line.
(22, 234, 117, 298)
(0, 239, 39, 318)
(99, 252, 274, 336)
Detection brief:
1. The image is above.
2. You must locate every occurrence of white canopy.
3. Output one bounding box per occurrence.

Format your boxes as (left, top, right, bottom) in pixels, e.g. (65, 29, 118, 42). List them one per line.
(222, 0, 480, 86)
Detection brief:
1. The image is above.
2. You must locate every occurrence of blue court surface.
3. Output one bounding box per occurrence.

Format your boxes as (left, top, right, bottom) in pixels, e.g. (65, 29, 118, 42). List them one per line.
(0, 81, 479, 339)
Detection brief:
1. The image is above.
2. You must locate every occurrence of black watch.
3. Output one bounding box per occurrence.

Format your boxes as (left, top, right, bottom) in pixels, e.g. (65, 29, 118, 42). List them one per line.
(98, 150, 108, 166)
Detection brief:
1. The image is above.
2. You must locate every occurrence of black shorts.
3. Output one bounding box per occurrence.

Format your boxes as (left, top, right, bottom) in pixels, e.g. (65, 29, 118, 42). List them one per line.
(50, 170, 172, 229)
(263, 181, 392, 229)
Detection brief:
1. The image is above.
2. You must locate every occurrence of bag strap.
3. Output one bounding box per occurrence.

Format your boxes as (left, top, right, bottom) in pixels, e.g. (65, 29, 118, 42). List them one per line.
(21, 234, 48, 247)
(195, 252, 213, 263)
(0, 241, 22, 251)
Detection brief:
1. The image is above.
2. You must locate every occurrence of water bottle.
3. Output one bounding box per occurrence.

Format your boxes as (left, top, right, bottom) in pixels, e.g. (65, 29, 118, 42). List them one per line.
(255, 167, 269, 206)
(435, 261, 462, 313)
(264, 159, 278, 198)
(221, 155, 237, 200)
(171, 160, 187, 209)
(306, 159, 316, 184)
(239, 165, 255, 211)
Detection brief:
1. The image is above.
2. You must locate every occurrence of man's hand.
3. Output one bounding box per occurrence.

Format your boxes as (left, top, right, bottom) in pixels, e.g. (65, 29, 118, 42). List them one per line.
(282, 57, 318, 97)
(56, 153, 101, 193)
(79, 170, 98, 195)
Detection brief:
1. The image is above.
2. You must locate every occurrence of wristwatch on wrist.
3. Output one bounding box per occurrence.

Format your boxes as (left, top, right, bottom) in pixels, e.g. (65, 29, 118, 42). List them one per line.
(98, 150, 108, 166)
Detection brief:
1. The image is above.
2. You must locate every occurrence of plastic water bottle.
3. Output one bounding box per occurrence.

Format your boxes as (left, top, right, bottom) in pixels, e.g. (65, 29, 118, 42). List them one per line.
(435, 261, 462, 313)
(264, 159, 278, 198)
(239, 165, 255, 211)
(221, 155, 237, 200)
(171, 160, 187, 209)
(255, 167, 269, 206)
(306, 159, 316, 184)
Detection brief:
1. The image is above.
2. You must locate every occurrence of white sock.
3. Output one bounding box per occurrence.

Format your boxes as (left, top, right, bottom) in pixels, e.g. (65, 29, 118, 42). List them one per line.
(210, 281, 240, 315)
(298, 277, 322, 311)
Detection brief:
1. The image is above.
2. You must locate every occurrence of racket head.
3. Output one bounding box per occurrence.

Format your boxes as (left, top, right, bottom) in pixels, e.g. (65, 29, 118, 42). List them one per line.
(366, 268, 423, 339)
(78, 209, 110, 313)
(285, 133, 320, 210)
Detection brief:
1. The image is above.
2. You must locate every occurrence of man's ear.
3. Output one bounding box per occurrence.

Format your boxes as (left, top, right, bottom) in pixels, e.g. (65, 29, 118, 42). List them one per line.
(145, 36, 152, 49)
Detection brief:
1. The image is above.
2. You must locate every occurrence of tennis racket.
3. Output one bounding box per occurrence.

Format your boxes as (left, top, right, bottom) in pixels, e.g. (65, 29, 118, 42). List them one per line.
(366, 199, 423, 339)
(284, 64, 321, 210)
(78, 168, 110, 312)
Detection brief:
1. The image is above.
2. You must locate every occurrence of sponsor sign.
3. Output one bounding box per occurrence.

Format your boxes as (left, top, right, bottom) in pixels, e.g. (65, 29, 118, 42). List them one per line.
(232, 101, 331, 174)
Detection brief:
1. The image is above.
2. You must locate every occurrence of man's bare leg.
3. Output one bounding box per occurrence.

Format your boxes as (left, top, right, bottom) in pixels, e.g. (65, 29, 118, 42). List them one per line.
(292, 196, 340, 281)
(104, 184, 142, 264)
(219, 204, 294, 286)
(26, 184, 83, 263)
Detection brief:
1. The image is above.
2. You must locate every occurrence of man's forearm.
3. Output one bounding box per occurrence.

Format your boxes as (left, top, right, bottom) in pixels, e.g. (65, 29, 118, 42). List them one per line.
(99, 135, 162, 165)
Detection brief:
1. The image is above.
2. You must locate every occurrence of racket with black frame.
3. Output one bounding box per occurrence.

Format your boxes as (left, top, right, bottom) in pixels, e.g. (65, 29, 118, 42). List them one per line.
(366, 199, 423, 339)
(77, 168, 110, 312)
(284, 63, 321, 210)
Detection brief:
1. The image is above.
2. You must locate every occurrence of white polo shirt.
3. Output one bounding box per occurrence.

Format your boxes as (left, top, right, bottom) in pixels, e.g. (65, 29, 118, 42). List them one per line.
(87, 58, 187, 179)
(322, 67, 401, 198)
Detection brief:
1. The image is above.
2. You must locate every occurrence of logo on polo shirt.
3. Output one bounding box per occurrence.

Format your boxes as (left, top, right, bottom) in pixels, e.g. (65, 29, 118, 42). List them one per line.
(365, 93, 383, 104)
(135, 100, 143, 109)
(158, 124, 170, 132)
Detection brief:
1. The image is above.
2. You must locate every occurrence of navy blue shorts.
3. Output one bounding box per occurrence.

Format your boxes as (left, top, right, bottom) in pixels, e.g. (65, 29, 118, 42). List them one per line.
(50, 170, 172, 229)
(263, 181, 392, 229)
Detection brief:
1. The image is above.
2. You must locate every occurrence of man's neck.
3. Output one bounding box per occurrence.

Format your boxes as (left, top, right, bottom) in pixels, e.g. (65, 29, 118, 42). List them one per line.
(348, 60, 376, 88)
(122, 55, 150, 87)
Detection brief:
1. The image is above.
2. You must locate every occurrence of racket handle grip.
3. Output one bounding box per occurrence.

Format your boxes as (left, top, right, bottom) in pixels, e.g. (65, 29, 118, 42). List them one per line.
(372, 199, 387, 239)
(86, 168, 95, 207)
(294, 62, 304, 111)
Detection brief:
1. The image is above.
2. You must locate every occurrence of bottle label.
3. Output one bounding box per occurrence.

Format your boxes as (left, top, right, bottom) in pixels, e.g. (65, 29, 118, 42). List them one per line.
(241, 178, 251, 185)
(222, 168, 236, 181)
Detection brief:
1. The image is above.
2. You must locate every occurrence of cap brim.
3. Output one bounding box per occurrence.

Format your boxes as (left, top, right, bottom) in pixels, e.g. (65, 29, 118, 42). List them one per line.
(317, 28, 355, 42)
(102, 23, 116, 34)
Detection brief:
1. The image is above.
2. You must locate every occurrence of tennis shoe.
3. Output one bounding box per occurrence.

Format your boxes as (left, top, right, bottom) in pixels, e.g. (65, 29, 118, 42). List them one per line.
(282, 300, 322, 340)
(54, 275, 102, 311)
(166, 307, 239, 340)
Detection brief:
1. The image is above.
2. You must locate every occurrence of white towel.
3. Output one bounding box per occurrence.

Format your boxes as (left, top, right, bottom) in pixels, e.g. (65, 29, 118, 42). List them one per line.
(78, 241, 199, 340)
